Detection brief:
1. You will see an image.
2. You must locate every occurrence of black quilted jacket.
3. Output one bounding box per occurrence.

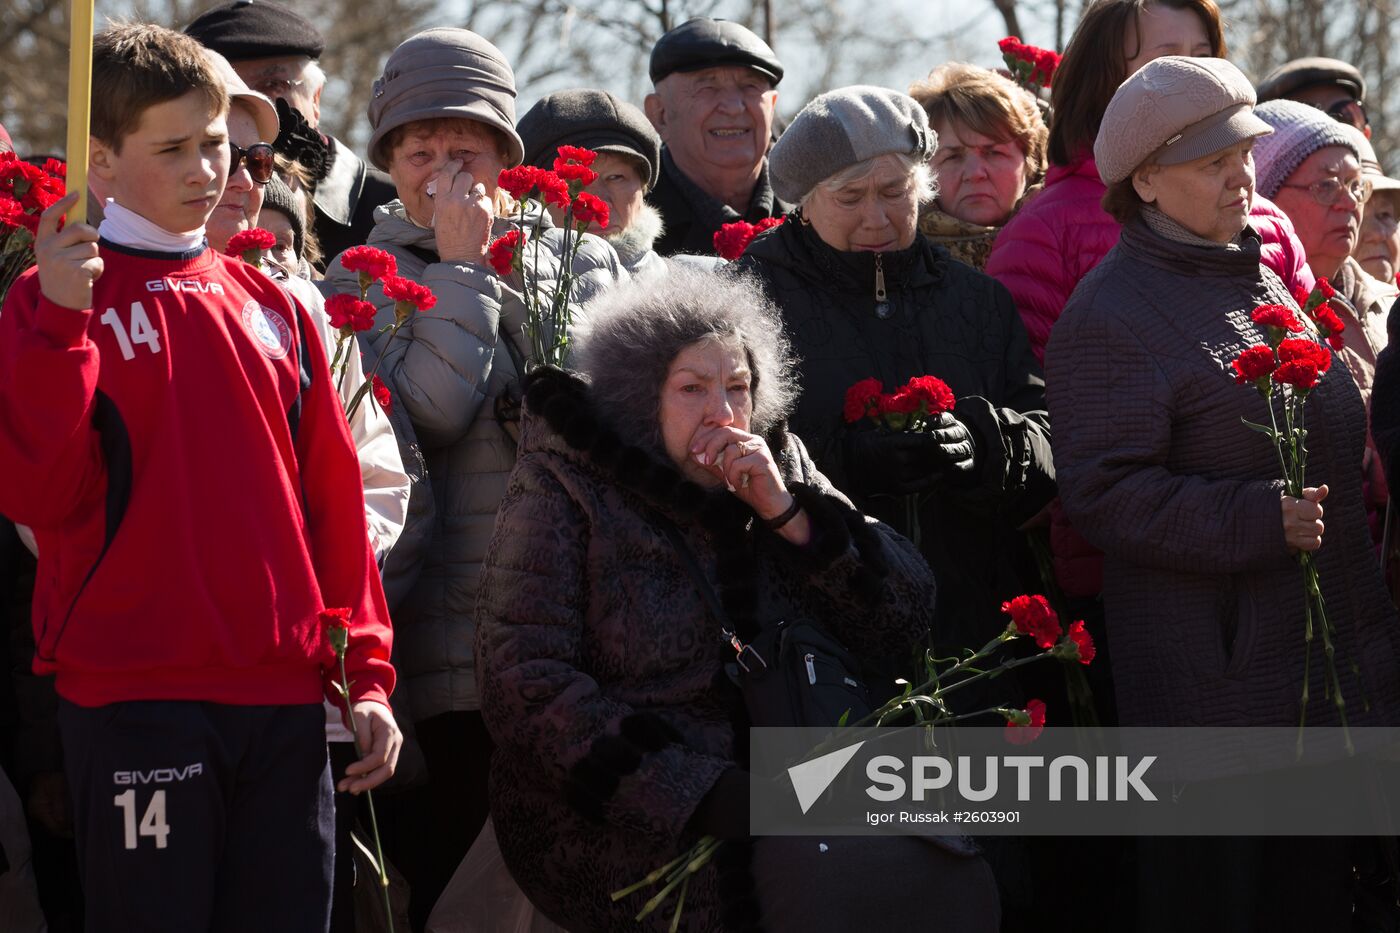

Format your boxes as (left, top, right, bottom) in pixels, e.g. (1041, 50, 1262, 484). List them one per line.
(737, 221, 1055, 657)
(1047, 217, 1400, 728)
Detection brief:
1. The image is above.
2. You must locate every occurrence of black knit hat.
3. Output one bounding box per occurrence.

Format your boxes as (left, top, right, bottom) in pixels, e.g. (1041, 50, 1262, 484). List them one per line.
(185, 0, 325, 61)
(258, 174, 305, 260)
(649, 18, 782, 86)
(517, 89, 661, 190)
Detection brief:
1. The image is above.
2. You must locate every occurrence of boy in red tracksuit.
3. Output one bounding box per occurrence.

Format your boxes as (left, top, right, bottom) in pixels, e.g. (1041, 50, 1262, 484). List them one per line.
(0, 24, 399, 932)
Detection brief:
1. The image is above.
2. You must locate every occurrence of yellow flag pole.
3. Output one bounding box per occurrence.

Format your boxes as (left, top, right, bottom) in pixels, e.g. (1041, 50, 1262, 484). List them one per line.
(65, 0, 95, 226)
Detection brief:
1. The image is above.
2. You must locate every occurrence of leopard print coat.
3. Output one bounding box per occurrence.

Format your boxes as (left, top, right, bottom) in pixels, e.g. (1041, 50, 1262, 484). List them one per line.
(474, 368, 937, 932)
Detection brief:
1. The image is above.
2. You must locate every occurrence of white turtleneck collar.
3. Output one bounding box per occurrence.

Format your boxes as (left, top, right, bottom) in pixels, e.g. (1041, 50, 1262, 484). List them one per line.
(98, 200, 206, 254)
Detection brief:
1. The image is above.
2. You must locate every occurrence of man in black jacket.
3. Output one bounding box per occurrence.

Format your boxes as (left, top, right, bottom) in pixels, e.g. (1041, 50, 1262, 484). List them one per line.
(185, 0, 398, 268)
(643, 18, 790, 256)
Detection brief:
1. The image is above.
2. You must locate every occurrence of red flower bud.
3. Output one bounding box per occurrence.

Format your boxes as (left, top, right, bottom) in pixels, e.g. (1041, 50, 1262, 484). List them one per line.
(1004, 698, 1047, 744)
(488, 229, 523, 277)
(371, 375, 392, 414)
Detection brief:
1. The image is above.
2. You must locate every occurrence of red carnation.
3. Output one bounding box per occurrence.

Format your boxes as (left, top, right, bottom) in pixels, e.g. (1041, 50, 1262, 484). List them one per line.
(1231, 345, 1277, 385)
(571, 192, 610, 229)
(714, 221, 758, 261)
(536, 171, 571, 210)
(381, 275, 437, 313)
(497, 165, 541, 201)
(1273, 359, 1320, 391)
(372, 375, 392, 414)
(1316, 278, 1335, 300)
(0, 194, 22, 230)
(555, 162, 598, 187)
(225, 227, 277, 259)
(1278, 338, 1331, 375)
(901, 375, 956, 417)
(755, 216, 785, 233)
(1313, 304, 1346, 345)
(319, 607, 351, 630)
(554, 145, 598, 167)
(325, 293, 377, 332)
(1292, 284, 1311, 309)
(843, 378, 885, 423)
(488, 229, 523, 277)
(998, 36, 1024, 55)
(42, 158, 66, 179)
(1066, 620, 1095, 665)
(878, 389, 922, 416)
(1251, 303, 1304, 334)
(340, 245, 398, 282)
(1004, 699, 1047, 745)
(1000, 594, 1062, 649)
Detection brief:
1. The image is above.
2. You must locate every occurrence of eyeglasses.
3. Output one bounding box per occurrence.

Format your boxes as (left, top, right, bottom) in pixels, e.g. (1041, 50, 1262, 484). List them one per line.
(250, 77, 306, 98)
(229, 141, 275, 185)
(1279, 175, 1372, 207)
(1313, 98, 1369, 131)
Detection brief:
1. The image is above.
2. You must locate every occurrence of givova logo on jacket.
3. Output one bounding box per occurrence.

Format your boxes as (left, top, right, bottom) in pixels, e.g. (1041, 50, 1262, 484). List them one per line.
(241, 300, 292, 360)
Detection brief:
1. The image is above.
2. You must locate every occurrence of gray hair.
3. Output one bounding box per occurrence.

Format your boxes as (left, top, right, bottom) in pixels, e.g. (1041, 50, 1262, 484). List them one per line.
(303, 59, 327, 95)
(571, 264, 799, 451)
(798, 151, 937, 211)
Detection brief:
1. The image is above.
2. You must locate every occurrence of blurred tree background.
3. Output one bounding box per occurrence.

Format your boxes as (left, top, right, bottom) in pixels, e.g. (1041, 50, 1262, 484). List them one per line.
(1, 0, 1396, 171)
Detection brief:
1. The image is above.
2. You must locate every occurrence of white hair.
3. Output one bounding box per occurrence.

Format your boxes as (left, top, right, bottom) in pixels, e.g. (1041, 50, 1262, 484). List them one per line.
(798, 152, 937, 211)
(303, 59, 326, 95)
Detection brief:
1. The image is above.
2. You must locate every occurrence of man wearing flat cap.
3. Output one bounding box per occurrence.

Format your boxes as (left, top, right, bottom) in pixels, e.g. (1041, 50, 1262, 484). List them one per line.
(1257, 56, 1371, 139)
(185, 0, 397, 267)
(643, 17, 789, 257)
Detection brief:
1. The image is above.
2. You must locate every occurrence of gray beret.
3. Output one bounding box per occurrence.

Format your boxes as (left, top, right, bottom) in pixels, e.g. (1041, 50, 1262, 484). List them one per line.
(517, 89, 662, 190)
(185, 0, 324, 61)
(650, 18, 783, 86)
(1257, 57, 1365, 103)
(367, 28, 524, 171)
(259, 174, 305, 260)
(1252, 99, 1362, 199)
(1095, 57, 1273, 186)
(769, 85, 935, 205)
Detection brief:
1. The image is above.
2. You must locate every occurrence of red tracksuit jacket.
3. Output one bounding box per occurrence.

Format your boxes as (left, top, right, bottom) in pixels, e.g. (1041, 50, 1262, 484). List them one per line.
(0, 240, 394, 709)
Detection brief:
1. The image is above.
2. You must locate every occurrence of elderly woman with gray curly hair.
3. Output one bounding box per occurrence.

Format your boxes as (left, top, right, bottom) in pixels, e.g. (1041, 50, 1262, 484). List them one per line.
(473, 266, 1000, 931)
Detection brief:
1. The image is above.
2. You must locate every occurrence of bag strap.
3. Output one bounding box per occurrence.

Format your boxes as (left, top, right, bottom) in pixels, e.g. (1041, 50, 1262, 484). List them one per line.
(655, 514, 768, 672)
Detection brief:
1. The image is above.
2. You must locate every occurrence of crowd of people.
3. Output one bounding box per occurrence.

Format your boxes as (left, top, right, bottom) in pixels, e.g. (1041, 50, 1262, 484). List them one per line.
(2, 0, 1400, 929)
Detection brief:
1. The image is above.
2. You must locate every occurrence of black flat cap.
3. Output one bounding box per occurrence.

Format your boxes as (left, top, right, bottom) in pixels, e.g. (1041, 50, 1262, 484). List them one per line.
(185, 0, 325, 61)
(1256, 57, 1365, 102)
(649, 18, 782, 86)
(518, 89, 662, 190)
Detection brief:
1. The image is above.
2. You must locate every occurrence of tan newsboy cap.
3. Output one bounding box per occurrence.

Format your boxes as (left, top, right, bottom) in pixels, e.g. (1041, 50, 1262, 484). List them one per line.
(1095, 57, 1274, 186)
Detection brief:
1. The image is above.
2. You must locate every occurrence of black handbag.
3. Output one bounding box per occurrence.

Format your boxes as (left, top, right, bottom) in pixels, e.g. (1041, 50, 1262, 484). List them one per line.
(658, 520, 873, 729)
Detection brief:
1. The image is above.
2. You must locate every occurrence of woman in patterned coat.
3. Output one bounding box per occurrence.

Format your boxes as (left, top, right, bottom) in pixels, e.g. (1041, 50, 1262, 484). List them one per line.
(474, 267, 999, 932)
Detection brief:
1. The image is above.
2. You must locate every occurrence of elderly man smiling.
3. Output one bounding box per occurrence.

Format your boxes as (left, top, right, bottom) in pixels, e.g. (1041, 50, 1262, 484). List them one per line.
(644, 17, 790, 256)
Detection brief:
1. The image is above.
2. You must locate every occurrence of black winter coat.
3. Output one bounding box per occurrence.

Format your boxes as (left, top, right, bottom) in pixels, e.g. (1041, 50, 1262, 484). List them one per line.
(736, 221, 1055, 657)
(646, 148, 789, 257)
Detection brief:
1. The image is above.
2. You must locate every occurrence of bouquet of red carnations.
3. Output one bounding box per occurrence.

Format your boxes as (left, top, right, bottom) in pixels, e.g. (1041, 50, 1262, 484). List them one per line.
(1230, 279, 1354, 754)
(0, 152, 66, 305)
(998, 36, 1061, 92)
(487, 146, 611, 370)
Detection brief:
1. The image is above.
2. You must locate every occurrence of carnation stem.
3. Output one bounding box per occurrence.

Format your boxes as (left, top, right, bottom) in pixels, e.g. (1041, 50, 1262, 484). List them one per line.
(346, 321, 408, 421)
(337, 653, 394, 932)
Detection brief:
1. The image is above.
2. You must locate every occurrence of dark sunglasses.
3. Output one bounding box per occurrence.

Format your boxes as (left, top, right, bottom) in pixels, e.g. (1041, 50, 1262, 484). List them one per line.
(229, 141, 275, 185)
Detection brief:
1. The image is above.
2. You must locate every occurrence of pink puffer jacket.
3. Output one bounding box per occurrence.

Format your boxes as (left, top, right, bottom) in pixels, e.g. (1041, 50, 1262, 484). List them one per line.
(986, 154, 1315, 364)
(986, 153, 1316, 597)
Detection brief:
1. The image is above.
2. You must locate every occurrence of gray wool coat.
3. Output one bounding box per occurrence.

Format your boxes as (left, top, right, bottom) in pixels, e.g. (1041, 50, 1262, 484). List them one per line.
(1046, 218, 1400, 730)
(326, 201, 626, 719)
(473, 369, 957, 932)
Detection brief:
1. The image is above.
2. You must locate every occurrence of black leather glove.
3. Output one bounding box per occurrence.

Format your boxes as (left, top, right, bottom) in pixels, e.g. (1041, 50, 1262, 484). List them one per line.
(687, 769, 750, 840)
(271, 97, 332, 182)
(845, 413, 978, 496)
